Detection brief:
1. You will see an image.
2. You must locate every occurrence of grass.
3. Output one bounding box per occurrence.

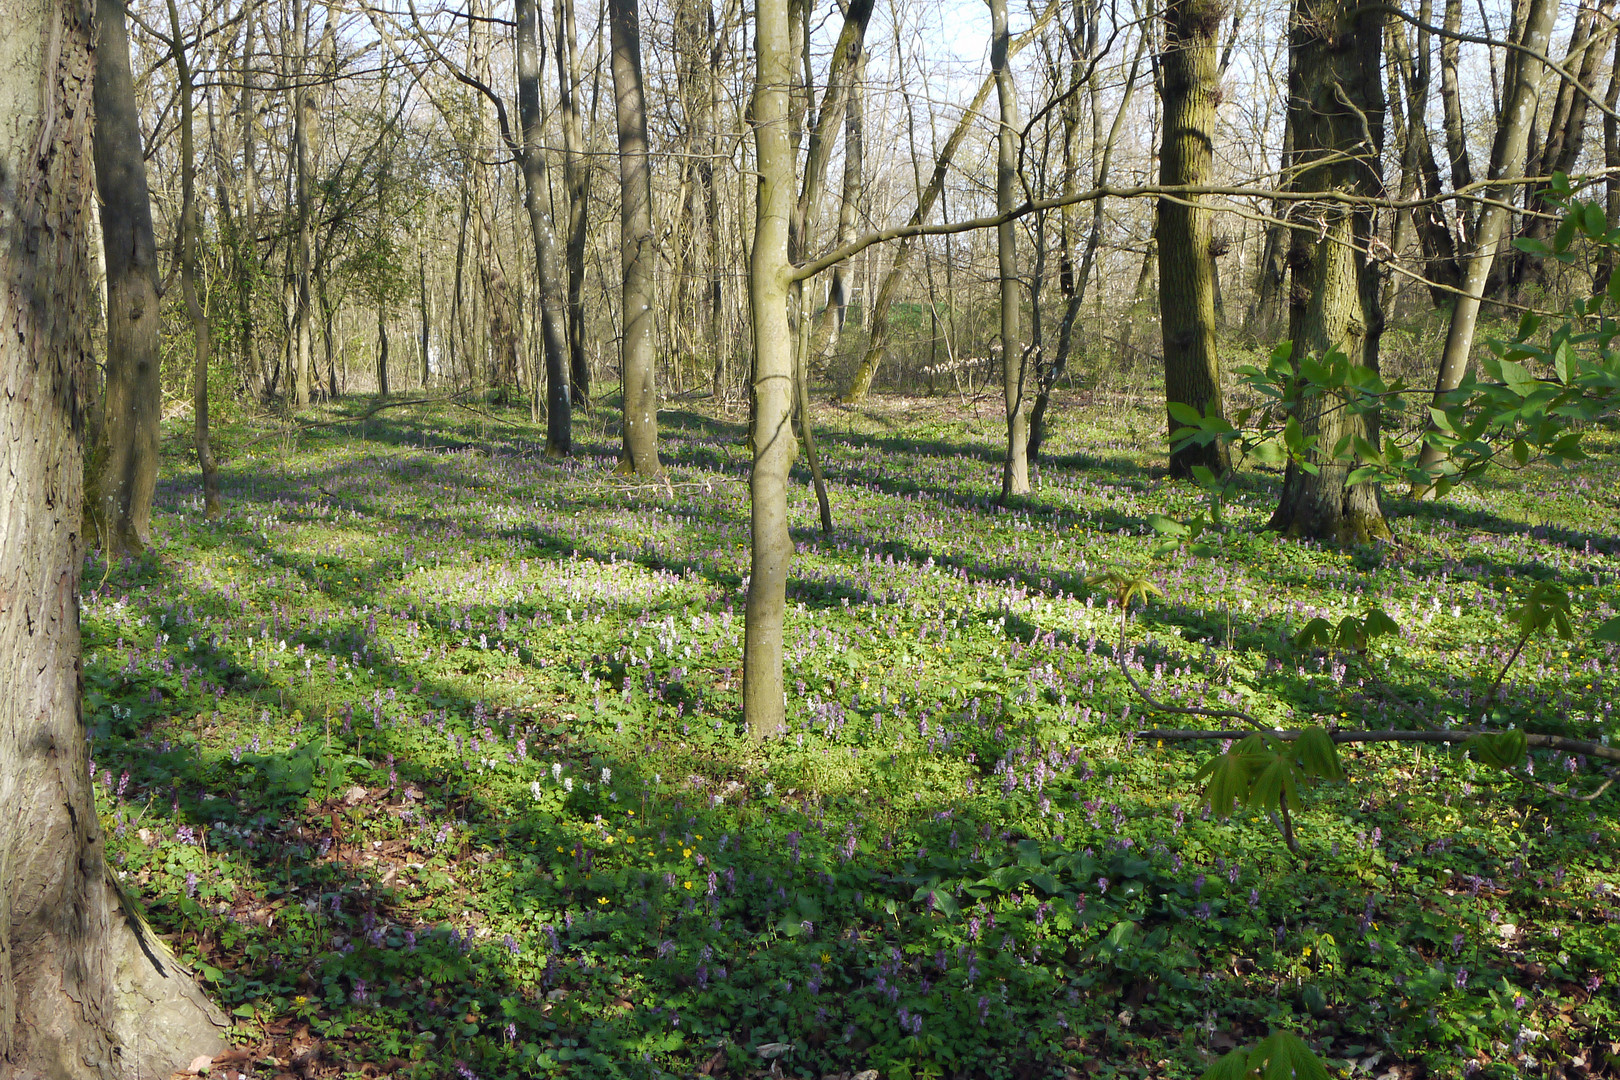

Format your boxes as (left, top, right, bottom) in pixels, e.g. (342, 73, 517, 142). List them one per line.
(85, 389, 1620, 1080)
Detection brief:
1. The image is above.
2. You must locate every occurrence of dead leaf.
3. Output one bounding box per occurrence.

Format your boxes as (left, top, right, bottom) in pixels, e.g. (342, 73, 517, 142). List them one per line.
(187, 1055, 214, 1075)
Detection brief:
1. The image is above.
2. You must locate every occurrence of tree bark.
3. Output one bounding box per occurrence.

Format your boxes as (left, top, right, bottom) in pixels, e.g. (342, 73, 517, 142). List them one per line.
(609, 0, 661, 474)
(1268, 0, 1392, 544)
(518, 0, 573, 452)
(88, 0, 163, 556)
(1411, 0, 1557, 491)
(1, 1, 228, 1071)
(1157, 0, 1232, 479)
(992, 0, 1028, 499)
(291, 0, 316, 409)
(1511, 0, 1613, 297)
(745, 0, 796, 736)
(168, 0, 221, 519)
(555, 0, 591, 406)
(837, 0, 1057, 403)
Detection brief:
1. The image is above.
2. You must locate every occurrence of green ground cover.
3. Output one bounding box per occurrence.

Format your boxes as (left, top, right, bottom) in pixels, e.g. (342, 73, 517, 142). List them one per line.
(84, 394, 1620, 1079)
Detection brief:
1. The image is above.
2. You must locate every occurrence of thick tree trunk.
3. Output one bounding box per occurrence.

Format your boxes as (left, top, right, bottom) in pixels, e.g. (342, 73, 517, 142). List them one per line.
(1268, 0, 1392, 544)
(1157, 0, 1232, 479)
(1, 2, 228, 1073)
(88, 0, 163, 556)
(518, 0, 573, 452)
(991, 0, 1028, 499)
(745, 0, 796, 736)
(609, 0, 661, 474)
(1411, 0, 1557, 491)
(1438, 0, 1473, 227)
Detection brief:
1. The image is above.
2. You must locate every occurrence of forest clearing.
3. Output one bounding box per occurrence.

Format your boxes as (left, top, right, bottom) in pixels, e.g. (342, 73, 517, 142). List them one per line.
(75, 393, 1620, 1080)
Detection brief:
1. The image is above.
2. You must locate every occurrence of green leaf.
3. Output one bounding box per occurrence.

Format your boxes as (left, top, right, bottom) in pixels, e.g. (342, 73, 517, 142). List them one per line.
(1584, 201, 1607, 238)
(1255, 1031, 1331, 1080)
(1467, 729, 1528, 772)
(1362, 607, 1400, 640)
(1200, 1049, 1257, 1080)
(1555, 215, 1578, 253)
(1593, 616, 1620, 644)
(1293, 617, 1333, 651)
(1149, 514, 1190, 538)
(1498, 358, 1536, 397)
(1168, 401, 1204, 426)
(1296, 727, 1343, 781)
(1248, 753, 1302, 814)
(1195, 751, 1253, 819)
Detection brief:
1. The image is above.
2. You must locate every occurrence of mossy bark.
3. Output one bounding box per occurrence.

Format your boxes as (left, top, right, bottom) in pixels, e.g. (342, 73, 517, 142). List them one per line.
(1157, 0, 1232, 480)
(1268, 0, 1392, 544)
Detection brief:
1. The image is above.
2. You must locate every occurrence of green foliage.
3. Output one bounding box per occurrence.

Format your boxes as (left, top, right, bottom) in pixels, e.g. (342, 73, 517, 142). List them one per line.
(1465, 729, 1529, 772)
(1292, 607, 1399, 654)
(1194, 729, 1343, 820)
(1199, 1031, 1330, 1080)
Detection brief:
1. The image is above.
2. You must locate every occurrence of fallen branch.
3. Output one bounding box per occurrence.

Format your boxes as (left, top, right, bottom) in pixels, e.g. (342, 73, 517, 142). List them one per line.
(1141, 727, 1620, 765)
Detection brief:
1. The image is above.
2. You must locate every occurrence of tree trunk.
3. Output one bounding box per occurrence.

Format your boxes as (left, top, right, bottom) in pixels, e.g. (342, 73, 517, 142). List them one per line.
(838, 0, 1057, 402)
(1438, 0, 1474, 231)
(420, 250, 431, 386)
(609, 0, 661, 474)
(1511, 0, 1613, 298)
(518, 0, 573, 452)
(807, 42, 865, 375)
(377, 308, 391, 398)
(1157, 0, 1232, 479)
(1031, 24, 1145, 464)
(555, 0, 592, 406)
(1, 2, 229, 1072)
(992, 0, 1028, 499)
(1268, 0, 1392, 544)
(168, 0, 221, 519)
(1411, 0, 1557, 491)
(291, 0, 315, 409)
(88, 0, 163, 555)
(745, 0, 796, 736)
(1595, 31, 1620, 294)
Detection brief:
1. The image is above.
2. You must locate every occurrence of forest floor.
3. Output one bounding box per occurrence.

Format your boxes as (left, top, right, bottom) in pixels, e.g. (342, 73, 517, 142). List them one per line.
(88, 389, 1620, 1080)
